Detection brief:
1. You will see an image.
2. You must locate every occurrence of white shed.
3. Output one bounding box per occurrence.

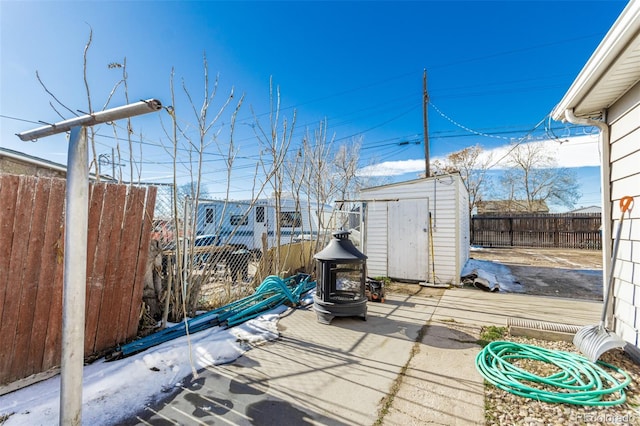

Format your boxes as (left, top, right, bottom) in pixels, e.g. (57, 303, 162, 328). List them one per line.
(358, 173, 469, 285)
(551, 2, 640, 359)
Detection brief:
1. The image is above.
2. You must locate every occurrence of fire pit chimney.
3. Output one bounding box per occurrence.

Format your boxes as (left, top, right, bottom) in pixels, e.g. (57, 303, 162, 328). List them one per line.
(313, 231, 368, 324)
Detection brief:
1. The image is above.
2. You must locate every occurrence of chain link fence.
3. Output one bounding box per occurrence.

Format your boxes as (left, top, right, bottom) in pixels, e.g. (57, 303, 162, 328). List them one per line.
(146, 188, 363, 323)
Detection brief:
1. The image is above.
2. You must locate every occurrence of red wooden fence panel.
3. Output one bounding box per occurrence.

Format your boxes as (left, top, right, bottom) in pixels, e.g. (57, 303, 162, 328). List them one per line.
(41, 179, 65, 376)
(10, 177, 49, 380)
(0, 174, 157, 386)
(114, 187, 146, 346)
(0, 175, 28, 380)
(127, 187, 157, 338)
(29, 178, 65, 377)
(0, 176, 20, 330)
(93, 184, 128, 353)
(85, 183, 109, 356)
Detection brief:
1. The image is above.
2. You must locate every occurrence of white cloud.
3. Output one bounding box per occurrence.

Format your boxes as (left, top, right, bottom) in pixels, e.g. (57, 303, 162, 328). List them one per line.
(476, 134, 601, 170)
(357, 159, 426, 177)
(358, 134, 601, 177)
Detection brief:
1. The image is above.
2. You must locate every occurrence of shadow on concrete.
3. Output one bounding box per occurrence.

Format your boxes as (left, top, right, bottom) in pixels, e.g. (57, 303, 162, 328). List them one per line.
(125, 365, 349, 426)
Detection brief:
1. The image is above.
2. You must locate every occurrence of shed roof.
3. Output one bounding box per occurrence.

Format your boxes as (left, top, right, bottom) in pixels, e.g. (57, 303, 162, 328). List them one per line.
(359, 172, 462, 193)
(551, 1, 640, 121)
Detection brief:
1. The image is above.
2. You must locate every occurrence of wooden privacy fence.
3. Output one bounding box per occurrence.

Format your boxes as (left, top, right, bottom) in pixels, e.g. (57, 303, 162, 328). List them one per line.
(471, 213, 602, 249)
(0, 174, 156, 386)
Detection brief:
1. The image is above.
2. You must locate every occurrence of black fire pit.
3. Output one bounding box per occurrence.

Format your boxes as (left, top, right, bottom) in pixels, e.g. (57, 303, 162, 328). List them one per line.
(313, 231, 368, 324)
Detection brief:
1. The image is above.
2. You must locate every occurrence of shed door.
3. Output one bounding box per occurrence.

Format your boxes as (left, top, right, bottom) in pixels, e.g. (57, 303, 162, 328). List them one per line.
(387, 199, 429, 281)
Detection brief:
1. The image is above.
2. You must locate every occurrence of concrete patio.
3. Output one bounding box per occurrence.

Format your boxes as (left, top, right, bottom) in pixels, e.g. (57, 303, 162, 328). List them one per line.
(126, 287, 601, 425)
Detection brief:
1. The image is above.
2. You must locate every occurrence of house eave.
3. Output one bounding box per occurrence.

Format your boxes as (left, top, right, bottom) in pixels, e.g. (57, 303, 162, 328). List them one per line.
(551, 1, 640, 122)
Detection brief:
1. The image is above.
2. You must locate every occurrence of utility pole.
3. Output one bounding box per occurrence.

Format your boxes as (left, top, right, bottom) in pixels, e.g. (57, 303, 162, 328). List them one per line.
(111, 147, 116, 179)
(423, 68, 430, 177)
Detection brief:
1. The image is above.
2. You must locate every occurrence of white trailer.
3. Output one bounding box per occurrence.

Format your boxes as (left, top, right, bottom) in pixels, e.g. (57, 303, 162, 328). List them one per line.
(359, 174, 470, 284)
(194, 197, 332, 250)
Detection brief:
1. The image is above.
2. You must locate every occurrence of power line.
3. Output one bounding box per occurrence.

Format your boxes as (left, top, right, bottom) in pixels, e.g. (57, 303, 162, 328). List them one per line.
(0, 114, 43, 125)
(1, 72, 582, 155)
(429, 102, 512, 141)
(3, 31, 606, 152)
(485, 115, 550, 171)
(230, 33, 605, 125)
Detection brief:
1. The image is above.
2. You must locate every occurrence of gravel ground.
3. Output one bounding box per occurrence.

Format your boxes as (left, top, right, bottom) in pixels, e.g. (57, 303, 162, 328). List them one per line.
(483, 334, 640, 426)
(465, 248, 640, 424)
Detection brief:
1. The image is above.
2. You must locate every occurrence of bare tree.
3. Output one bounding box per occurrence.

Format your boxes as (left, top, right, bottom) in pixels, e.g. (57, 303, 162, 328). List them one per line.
(35, 30, 145, 183)
(252, 78, 297, 271)
(499, 142, 580, 211)
(333, 138, 362, 202)
(35, 28, 108, 179)
(323, 138, 362, 235)
(301, 121, 334, 201)
(159, 55, 242, 319)
(106, 58, 142, 183)
(432, 144, 492, 215)
(295, 123, 363, 249)
(82, 29, 98, 178)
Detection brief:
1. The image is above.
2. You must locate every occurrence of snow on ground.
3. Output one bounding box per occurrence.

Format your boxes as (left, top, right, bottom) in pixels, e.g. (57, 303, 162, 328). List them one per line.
(0, 305, 288, 426)
(0, 266, 520, 425)
(462, 255, 525, 293)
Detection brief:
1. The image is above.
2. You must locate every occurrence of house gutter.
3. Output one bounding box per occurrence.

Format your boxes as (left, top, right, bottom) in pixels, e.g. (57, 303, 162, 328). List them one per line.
(562, 108, 613, 326)
(551, 1, 640, 118)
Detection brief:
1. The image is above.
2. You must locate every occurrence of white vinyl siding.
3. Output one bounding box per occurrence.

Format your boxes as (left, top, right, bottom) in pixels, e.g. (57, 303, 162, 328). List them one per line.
(365, 202, 388, 278)
(608, 80, 640, 348)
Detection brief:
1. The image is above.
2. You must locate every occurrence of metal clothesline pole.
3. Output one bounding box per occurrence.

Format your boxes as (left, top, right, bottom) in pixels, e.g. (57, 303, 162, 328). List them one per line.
(16, 99, 162, 426)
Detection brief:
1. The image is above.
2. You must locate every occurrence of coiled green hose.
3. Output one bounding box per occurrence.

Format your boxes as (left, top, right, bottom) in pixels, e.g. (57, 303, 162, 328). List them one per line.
(475, 341, 631, 406)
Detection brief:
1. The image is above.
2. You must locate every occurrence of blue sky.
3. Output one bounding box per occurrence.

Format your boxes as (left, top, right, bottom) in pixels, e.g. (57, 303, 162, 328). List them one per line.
(0, 1, 629, 209)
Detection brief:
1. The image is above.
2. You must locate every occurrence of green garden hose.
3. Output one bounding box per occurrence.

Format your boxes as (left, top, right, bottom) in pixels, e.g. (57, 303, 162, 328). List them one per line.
(475, 341, 631, 406)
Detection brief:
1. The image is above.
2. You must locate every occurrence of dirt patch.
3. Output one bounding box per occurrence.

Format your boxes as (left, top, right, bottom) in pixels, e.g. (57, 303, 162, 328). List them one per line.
(470, 247, 602, 269)
(469, 247, 603, 301)
(385, 282, 443, 297)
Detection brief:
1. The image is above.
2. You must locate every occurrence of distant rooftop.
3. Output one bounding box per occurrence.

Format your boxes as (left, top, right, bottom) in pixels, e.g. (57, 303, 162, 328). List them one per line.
(568, 205, 602, 214)
(0, 146, 67, 173)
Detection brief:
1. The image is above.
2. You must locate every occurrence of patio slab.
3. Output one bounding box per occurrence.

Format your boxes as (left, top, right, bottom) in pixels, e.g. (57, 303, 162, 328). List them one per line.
(126, 287, 602, 426)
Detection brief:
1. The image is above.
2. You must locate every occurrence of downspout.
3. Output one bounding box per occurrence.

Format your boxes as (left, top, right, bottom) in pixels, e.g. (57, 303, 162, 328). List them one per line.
(563, 108, 613, 327)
